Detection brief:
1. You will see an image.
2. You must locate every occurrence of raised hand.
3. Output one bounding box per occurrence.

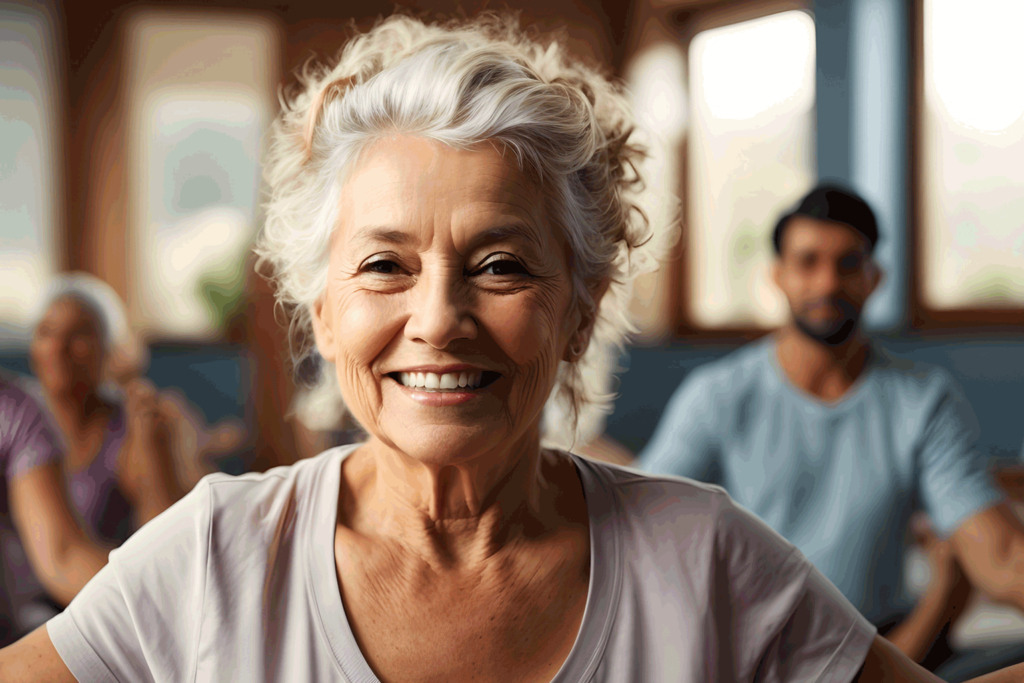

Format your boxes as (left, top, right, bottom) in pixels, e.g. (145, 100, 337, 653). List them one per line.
(118, 378, 183, 524)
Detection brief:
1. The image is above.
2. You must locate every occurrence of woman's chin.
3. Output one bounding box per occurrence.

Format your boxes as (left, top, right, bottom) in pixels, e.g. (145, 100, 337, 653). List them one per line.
(378, 421, 514, 467)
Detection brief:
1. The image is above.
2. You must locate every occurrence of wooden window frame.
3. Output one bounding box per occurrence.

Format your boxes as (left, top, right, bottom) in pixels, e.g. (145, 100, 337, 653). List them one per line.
(634, 0, 810, 345)
(908, 0, 1024, 333)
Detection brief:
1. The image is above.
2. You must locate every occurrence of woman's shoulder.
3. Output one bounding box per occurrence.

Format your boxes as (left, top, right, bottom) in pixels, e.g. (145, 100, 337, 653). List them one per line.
(3, 374, 45, 411)
(573, 454, 731, 514)
(194, 443, 353, 512)
(572, 454, 801, 563)
(111, 445, 353, 570)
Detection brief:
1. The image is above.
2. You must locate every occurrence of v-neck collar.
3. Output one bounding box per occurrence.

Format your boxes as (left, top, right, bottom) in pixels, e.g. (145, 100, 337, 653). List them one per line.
(307, 445, 622, 683)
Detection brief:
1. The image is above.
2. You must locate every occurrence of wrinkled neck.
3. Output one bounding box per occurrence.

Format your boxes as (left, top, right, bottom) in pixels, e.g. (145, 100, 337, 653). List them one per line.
(353, 428, 550, 566)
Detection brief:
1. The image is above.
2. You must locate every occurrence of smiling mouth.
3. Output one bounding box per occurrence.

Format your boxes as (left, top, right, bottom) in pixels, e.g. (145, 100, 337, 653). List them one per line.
(387, 370, 502, 391)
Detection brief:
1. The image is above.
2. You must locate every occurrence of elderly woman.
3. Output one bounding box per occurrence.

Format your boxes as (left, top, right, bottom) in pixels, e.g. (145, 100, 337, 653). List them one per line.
(21, 275, 185, 530)
(1, 14, 1018, 683)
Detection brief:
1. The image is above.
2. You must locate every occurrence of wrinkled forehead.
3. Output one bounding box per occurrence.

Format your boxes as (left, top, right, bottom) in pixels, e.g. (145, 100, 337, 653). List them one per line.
(780, 216, 872, 257)
(335, 136, 556, 253)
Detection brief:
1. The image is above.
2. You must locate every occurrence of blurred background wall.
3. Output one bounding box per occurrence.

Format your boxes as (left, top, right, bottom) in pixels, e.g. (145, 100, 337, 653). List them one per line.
(1, 0, 1022, 470)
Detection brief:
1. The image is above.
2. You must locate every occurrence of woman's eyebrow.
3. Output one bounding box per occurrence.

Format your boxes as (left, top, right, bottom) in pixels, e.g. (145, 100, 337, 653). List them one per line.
(469, 223, 543, 251)
(352, 227, 411, 247)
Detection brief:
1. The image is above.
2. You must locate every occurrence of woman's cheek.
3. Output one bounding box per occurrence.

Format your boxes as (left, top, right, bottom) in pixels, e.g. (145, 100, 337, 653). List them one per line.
(32, 338, 61, 373)
(483, 287, 566, 366)
(333, 290, 404, 419)
(335, 290, 401, 357)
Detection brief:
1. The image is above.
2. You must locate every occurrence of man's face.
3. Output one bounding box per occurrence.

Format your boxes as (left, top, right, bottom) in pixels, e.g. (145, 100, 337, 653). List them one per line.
(772, 216, 881, 345)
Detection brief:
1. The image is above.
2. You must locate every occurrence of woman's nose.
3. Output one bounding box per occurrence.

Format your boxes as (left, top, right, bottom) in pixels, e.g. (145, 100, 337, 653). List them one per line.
(403, 271, 477, 349)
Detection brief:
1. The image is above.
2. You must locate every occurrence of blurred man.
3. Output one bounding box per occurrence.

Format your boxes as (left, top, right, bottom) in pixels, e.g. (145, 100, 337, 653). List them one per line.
(638, 185, 1024, 678)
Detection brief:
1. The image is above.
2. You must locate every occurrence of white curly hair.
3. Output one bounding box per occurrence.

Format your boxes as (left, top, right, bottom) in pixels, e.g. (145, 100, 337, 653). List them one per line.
(255, 12, 675, 449)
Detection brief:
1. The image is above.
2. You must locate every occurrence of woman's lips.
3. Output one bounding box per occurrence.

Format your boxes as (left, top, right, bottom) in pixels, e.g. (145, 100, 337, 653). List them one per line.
(385, 370, 501, 406)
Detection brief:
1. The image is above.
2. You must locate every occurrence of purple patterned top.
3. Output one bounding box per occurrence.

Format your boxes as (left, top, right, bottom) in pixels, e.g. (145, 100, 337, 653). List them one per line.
(0, 376, 62, 644)
(14, 377, 133, 546)
(0, 376, 135, 645)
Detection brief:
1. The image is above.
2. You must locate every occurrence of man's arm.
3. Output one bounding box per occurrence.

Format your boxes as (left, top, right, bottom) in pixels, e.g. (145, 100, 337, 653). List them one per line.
(914, 373, 1024, 609)
(951, 502, 1024, 613)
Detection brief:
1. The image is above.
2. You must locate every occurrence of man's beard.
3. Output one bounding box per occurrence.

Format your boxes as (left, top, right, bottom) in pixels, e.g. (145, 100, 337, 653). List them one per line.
(793, 299, 861, 346)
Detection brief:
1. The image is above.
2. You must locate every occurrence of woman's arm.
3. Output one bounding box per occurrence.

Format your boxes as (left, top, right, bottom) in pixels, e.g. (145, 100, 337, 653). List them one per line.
(855, 636, 944, 681)
(855, 636, 1024, 683)
(965, 663, 1024, 683)
(0, 626, 76, 682)
(886, 515, 972, 661)
(8, 463, 111, 606)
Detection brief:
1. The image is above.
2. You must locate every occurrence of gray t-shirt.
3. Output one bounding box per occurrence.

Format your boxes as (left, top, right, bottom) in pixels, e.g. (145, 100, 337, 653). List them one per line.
(48, 445, 876, 682)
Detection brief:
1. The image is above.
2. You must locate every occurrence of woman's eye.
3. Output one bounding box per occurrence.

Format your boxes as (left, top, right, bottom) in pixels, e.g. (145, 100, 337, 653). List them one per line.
(476, 258, 530, 277)
(365, 259, 401, 274)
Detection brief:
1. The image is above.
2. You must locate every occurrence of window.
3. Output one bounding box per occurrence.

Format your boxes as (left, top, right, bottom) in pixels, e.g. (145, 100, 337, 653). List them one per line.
(0, 5, 60, 346)
(917, 0, 1024, 320)
(624, 42, 688, 343)
(686, 10, 816, 330)
(123, 9, 283, 341)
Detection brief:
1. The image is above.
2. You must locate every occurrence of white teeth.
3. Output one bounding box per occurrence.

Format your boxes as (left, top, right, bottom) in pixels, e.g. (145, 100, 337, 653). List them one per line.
(396, 370, 489, 390)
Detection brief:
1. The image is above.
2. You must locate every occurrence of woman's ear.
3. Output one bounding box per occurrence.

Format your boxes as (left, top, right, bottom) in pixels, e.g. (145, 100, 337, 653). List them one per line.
(309, 295, 337, 363)
(563, 277, 611, 362)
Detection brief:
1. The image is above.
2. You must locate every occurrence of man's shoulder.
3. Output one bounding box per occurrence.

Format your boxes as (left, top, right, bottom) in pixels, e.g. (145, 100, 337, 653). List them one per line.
(870, 346, 961, 398)
(681, 338, 774, 393)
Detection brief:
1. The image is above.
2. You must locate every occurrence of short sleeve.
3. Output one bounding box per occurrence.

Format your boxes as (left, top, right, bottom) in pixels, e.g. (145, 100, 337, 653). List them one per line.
(916, 373, 1003, 535)
(47, 478, 212, 683)
(637, 367, 723, 483)
(714, 495, 876, 683)
(1, 387, 60, 480)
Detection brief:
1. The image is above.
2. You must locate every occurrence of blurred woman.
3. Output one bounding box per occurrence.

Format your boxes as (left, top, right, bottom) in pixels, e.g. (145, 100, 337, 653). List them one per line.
(20, 274, 184, 534)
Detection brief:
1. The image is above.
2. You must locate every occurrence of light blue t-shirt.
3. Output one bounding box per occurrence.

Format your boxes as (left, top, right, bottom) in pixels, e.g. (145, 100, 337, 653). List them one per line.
(638, 337, 1003, 626)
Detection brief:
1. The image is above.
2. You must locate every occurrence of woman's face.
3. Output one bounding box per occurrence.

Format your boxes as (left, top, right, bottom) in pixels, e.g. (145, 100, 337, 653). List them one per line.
(312, 136, 581, 464)
(31, 298, 106, 393)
